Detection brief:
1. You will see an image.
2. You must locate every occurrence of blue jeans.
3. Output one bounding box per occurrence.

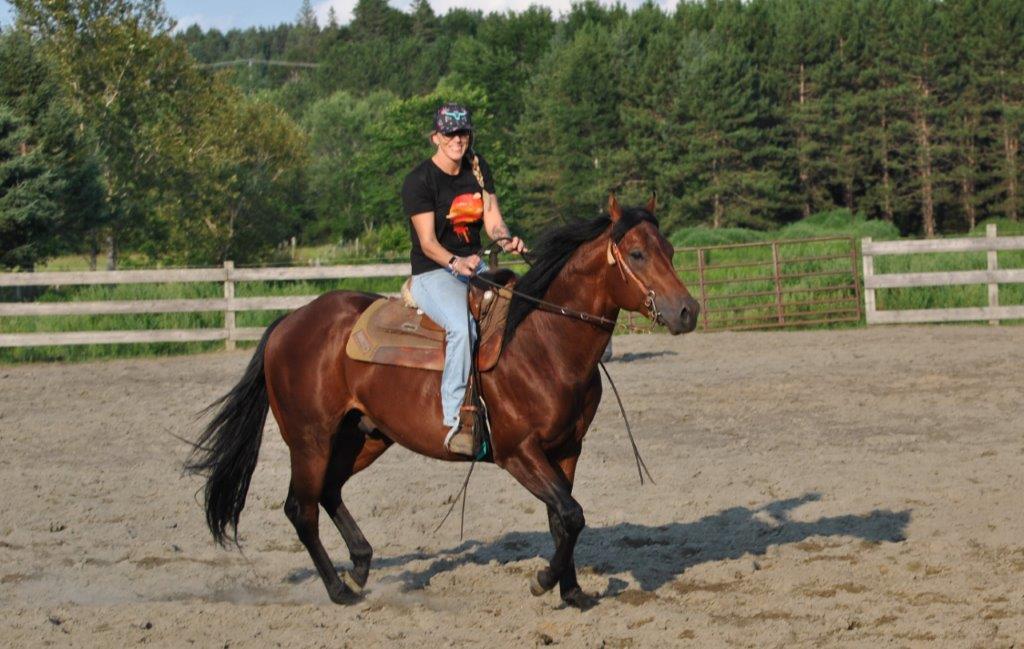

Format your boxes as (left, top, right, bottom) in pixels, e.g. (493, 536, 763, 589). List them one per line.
(410, 263, 485, 427)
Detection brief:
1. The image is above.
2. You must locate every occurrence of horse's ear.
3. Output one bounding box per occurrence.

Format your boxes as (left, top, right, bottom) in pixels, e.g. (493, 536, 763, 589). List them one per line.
(608, 193, 622, 222)
(646, 192, 657, 215)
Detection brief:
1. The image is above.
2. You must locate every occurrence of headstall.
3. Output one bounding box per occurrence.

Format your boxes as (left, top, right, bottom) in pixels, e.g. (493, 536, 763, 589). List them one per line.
(607, 240, 664, 326)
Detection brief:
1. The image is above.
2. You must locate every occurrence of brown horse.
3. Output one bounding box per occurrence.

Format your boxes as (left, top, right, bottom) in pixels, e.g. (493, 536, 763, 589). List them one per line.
(186, 195, 699, 607)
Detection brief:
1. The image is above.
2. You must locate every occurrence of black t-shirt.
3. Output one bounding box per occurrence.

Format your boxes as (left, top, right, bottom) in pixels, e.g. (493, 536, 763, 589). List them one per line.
(401, 155, 495, 275)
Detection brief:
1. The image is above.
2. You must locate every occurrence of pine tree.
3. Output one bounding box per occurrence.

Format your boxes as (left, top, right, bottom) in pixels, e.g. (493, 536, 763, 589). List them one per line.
(666, 32, 786, 229)
(0, 30, 104, 268)
(769, 0, 833, 219)
(810, 0, 866, 217)
(11, 0, 190, 267)
(410, 0, 437, 40)
(351, 0, 404, 40)
(288, 0, 320, 70)
(884, 0, 953, 237)
(297, 0, 318, 31)
(941, 0, 986, 230)
(613, 5, 682, 221)
(970, 0, 1024, 221)
(512, 24, 625, 234)
(857, 0, 912, 226)
(448, 6, 555, 129)
(0, 105, 62, 269)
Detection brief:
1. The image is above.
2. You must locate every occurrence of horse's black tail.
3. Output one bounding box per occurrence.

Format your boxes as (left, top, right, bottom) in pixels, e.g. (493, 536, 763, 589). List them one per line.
(184, 315, 286, 547)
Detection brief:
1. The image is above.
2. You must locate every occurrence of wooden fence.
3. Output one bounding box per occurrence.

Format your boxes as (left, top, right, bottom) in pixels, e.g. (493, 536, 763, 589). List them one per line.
(0, 262, 409, 348)
(1, 235, 869, 350)
(862, 224, 1024, 325)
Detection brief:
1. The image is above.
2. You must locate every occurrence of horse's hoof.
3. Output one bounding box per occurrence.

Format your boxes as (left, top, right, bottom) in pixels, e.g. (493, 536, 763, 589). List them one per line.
(529, 574, 546, 596)
(327, 585, 360, 605)
(341, 571, 364, 597)
(325, 574, 364, 604)
(561, 586, 597, 610)
(529, 569, 556, 596)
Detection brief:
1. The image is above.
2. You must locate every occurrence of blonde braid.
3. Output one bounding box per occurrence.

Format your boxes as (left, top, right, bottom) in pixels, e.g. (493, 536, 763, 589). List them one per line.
(471, 153, 491, 211)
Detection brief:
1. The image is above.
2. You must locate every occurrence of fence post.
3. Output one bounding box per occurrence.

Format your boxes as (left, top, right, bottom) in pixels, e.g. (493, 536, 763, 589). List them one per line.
(862, 238, 875, 325)
(987, 224, 999, 326)
(223, 261, 236, 350)
(697, 248, 709, 331)
(771, 242, 784, 325)
(849, 237, 863, 322)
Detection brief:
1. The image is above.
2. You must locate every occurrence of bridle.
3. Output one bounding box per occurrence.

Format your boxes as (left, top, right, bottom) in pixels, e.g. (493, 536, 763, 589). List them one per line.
(478, 234, 664, 332)
(606, 240, 665, 327)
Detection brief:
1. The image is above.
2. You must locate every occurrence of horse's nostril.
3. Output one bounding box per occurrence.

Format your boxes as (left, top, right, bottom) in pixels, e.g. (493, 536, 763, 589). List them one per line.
(679, 298, 700, 329)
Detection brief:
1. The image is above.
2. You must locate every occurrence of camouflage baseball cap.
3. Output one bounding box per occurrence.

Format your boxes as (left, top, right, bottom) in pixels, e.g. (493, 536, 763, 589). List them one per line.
(433, 102, 473, 135)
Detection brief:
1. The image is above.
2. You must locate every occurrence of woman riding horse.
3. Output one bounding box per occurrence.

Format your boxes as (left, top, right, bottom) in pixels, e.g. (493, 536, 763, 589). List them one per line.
(186, 193, 700, 607)
(402, 102, 526, 456)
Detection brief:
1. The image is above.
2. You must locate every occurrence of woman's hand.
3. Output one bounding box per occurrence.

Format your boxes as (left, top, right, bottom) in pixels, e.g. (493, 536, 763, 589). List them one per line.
(501, 236, 528, 254)
(450, 254, 482, 276)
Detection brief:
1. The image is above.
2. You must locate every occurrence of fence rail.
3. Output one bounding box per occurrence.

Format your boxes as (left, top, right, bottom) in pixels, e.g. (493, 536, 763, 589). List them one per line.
(862, 224, 1024, 325)
(2, 237, 866, 349)
(0, 261, 409, 349)
(6, 228, 1020, 350)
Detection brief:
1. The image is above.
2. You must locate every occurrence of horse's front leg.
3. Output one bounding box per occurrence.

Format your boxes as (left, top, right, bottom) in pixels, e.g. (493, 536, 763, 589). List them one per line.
(503, 440, 588, 606)
(544, 452, 594, 607)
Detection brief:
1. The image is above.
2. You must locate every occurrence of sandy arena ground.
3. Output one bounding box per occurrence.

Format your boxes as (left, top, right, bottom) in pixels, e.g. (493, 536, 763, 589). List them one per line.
(1, 326, 1022, 648)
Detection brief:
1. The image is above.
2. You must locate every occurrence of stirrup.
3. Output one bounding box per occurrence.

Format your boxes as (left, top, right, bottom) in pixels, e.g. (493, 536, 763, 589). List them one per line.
(444, 406, 478, 457)
(444, 422, 475, 456)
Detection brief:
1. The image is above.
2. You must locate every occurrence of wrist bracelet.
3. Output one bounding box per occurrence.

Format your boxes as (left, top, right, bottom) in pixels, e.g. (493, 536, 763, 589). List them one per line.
(447, 255, 457, 269)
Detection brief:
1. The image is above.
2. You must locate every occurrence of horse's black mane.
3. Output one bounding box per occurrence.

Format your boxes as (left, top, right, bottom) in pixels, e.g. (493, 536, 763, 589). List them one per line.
(504, 206, 658, 342)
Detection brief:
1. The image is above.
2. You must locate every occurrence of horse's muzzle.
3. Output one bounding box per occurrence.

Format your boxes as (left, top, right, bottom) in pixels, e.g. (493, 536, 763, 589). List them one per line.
(661, 295, 700, 335)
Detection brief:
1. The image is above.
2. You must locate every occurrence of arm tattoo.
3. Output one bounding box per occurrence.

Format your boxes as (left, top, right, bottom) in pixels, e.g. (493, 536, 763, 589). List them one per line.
(490, 224, 511, 240)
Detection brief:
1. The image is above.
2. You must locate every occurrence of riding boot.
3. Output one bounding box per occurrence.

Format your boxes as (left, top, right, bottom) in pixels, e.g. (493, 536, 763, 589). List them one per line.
(444, 405, 478, 457)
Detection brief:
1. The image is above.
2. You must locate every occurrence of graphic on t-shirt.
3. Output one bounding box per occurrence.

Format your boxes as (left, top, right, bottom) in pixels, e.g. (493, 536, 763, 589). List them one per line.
(446, 192, 484, 243)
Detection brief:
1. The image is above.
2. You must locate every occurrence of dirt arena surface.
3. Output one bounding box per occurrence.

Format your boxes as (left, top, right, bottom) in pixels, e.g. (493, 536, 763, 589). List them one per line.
(1, 325, 1022, 648)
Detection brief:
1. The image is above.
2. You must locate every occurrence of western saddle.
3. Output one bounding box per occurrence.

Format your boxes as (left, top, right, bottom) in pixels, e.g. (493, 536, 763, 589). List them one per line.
(345, 269, 518, 372)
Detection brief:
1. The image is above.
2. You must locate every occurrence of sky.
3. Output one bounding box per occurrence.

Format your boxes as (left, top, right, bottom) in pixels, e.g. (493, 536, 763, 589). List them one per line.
(0, 1, 674, 33)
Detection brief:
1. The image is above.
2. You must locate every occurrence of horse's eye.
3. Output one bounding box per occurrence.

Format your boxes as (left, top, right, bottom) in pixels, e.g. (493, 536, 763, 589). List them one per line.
(630, 250, 644, 261)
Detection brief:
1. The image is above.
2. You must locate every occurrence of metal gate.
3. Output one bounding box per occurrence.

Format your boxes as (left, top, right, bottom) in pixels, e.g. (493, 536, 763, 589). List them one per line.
(620, 236, 862, 332)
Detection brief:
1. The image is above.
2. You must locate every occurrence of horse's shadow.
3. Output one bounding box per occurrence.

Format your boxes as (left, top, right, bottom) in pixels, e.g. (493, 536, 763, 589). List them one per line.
(289, 493, 909, 596)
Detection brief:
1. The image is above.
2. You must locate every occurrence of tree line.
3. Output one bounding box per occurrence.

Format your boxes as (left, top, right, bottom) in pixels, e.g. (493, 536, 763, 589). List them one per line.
(2, 0, 305, 270)
(2, 0, 1022, 270)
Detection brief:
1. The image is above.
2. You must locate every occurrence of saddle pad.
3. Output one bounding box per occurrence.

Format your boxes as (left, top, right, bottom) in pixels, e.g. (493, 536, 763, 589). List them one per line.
(346, 292, 512, 372)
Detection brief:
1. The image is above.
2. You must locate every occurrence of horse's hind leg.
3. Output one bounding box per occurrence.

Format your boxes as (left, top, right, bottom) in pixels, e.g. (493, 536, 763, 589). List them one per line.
(320, 413, 392, 592)
(284, 452, 358, 604)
